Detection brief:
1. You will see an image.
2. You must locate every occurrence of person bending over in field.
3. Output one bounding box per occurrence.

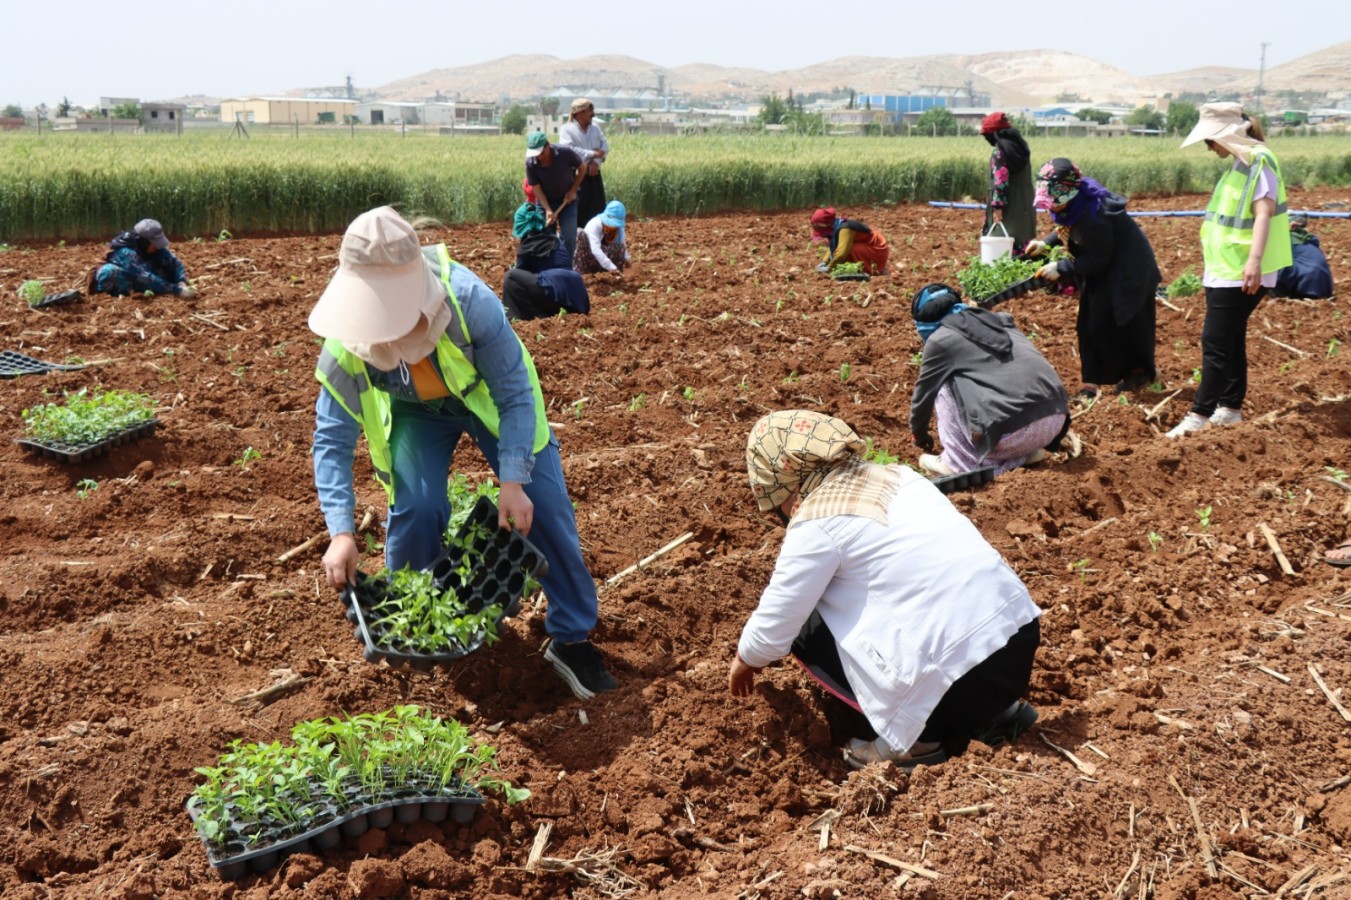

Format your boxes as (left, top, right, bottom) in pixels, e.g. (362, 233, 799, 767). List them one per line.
(729, 410, 1042, 769)
(810, 208, 889, 275)
(574, 200, 630, 277)
(1023, 158, 1161, 400)
(88, 219, 196, 299)
(524, 131, 587, 259)
(503, 203, 590, 320)
(909, 284, 1069, 478)
(309, 206, 615, 700)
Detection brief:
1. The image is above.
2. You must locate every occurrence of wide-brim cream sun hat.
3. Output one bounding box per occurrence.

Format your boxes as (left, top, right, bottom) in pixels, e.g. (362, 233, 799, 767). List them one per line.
(307, 206, 442, 343)
(1180, 102, 1261, 159)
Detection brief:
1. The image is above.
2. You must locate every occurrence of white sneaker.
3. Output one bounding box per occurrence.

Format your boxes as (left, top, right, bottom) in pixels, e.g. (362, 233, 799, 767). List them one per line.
(1165, 412, 1209, 439)
(918, 453, 954, 476)
(1209, 407, 1242, 426)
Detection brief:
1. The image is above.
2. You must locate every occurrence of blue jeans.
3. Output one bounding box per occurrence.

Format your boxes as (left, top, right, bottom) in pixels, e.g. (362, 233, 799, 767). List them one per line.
(554, 202, 579, 259)
(386, 398, 598, 643)
(1191, 285, 1265, 416)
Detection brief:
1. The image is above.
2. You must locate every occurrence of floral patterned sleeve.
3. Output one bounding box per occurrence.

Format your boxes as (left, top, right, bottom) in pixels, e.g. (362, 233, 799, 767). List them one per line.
(989, 147, 1010, 209)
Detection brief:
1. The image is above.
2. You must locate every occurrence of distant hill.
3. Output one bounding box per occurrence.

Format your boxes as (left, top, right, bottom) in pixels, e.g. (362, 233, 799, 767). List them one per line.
(305, 43, 1351, 109)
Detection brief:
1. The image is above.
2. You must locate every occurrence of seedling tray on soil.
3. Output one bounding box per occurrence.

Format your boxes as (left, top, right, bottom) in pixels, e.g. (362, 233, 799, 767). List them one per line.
(976, 276, 1050, 309)
(29, 290, 82, 310)
(188, 779, 485, 881)
(341, 495, 550, 667)
(0, 350, 87, 378)
(830, 272, 871, 282)
(16, 419, 160, 464)
(930, 466, 997, 495)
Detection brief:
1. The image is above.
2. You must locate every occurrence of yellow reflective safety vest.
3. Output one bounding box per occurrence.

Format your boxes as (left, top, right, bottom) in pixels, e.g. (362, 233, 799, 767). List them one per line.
(315, 244, 550, 506)
(1200, 148, 1292, 280)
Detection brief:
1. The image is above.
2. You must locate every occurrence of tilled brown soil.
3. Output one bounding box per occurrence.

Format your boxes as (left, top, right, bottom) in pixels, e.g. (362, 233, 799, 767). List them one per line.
(0, 190, 1349, 899)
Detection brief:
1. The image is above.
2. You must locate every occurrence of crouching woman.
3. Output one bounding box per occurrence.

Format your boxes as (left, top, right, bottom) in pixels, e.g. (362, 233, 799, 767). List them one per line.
(909, 284, 1069, 478)
(729, 410, 1042, 768)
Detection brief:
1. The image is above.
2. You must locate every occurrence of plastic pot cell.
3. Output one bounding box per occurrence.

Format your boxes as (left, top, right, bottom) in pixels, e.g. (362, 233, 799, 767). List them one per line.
(188, 786, 486, 881)
(340, 495, 550, 667)
(16, 419, 161, 464)
(930, 466, 998, 495)
(0, 350, 87, 379)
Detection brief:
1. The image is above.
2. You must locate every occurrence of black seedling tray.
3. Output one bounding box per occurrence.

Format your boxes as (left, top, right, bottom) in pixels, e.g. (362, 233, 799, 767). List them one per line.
(0, 350, 87, 378)
(188, 783, 485, 881)
(830, 272, 871, 282)
(341, 495, 549, 668)
(930, 466, 997, 495)
(977, 276, 1050, 309)
(30, 290, 82, 309)
(16, 419, 160, 464)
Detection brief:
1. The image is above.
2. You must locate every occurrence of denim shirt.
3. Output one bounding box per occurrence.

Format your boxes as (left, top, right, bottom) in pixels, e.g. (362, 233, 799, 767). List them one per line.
(313, 262, 536, 537)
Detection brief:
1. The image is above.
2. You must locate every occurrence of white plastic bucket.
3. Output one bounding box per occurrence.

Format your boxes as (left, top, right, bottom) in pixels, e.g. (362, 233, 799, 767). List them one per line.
(980, 221, 1014, 263)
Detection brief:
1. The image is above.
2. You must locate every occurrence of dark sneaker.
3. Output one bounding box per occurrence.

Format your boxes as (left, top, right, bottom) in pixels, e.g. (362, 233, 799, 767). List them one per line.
(544, 639, 617, 700)
(970, 701, 1038, 746)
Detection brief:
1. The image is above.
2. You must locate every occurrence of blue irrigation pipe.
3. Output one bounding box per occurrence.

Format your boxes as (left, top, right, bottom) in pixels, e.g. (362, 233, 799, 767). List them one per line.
(926, 201, 1351, 219)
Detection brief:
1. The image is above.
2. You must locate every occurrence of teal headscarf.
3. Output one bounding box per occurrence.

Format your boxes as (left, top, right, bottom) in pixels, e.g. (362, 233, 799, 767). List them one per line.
(513, 202, 545, 239)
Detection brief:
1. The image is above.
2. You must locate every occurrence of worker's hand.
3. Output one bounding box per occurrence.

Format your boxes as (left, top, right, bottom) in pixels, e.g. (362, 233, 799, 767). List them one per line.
(912, 431, 936, 453)
(592, 149, 607, 161)
(1241, 257, 1263, 294)
(1023, 240, 1047, 258)
(498, 481, 534, 536)
(544, 209, 558, 228)
(1036, 263, 1061, 282)
(729, 653, 762, 697)
(563, 189, 578, 206)
(816, 262, 830, 274)
(610, 269, 624, 280)
(322, 532, 359, 590)
(177, 283, 198, 300)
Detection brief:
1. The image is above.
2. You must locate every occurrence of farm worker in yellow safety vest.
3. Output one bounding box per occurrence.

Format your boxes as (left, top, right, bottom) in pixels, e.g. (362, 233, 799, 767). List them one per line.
(309, 206, 616, 700)
(1166, 103, 1291, 439)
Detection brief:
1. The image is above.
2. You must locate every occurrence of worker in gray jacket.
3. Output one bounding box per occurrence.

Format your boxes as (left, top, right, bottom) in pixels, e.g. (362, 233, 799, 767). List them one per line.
(909, 284, 1069, 477)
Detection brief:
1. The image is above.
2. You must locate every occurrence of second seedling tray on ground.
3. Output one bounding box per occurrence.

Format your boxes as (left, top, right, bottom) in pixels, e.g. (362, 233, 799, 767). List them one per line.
(341, 495, 550, 667)
(16, 419, 160, 464)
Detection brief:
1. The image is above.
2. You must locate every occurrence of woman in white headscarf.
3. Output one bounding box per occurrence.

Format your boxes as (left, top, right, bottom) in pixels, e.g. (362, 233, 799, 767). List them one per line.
(1166, 103, 1292, 438)
(729, 410, 1042, 769)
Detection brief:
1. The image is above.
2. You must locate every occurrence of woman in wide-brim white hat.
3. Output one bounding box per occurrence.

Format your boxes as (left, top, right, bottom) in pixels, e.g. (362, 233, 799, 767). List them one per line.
(1166, 103, 1293, 439)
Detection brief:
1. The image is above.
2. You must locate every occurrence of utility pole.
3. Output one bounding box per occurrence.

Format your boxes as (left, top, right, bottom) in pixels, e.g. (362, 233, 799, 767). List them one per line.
(1256, 42, 1271, 115)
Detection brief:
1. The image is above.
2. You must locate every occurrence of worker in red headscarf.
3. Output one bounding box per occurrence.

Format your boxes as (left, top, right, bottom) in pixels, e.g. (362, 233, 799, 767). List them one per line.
(979, 111, 1036, 253)
(809, 208, 890, 275)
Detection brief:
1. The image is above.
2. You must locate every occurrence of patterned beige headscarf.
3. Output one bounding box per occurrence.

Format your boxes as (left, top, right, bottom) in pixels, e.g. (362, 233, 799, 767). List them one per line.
(745, 410, 896, 525)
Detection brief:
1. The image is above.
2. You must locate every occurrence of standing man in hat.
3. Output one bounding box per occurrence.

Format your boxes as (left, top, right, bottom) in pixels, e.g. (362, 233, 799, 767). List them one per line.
(309, 206, 617, 700)
(89, 218, 197, 298)
(524, 131, 588, 259)
(557, 98, 610, 228)
(977, 112, 1036, 254)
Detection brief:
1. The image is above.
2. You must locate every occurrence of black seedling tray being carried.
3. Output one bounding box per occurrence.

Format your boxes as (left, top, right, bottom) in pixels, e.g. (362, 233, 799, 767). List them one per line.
(188, 782, 485, 881)
(977, 276, 1050, 309)
(341, 495, 550, 668)
(17, 419, 160, 464)
(930, 465, 997, 495)
(0, 350, 87, 378)
(30, 290, 82, 310)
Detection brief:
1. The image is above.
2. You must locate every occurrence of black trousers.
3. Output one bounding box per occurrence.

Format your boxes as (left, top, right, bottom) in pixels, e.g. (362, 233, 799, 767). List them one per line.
(790, 611, 1040, 744)
(1191, 285, 1265, 416)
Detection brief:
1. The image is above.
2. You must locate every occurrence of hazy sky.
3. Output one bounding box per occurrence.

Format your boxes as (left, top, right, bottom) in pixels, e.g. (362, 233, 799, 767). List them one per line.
(4, 0, 1347, 106)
